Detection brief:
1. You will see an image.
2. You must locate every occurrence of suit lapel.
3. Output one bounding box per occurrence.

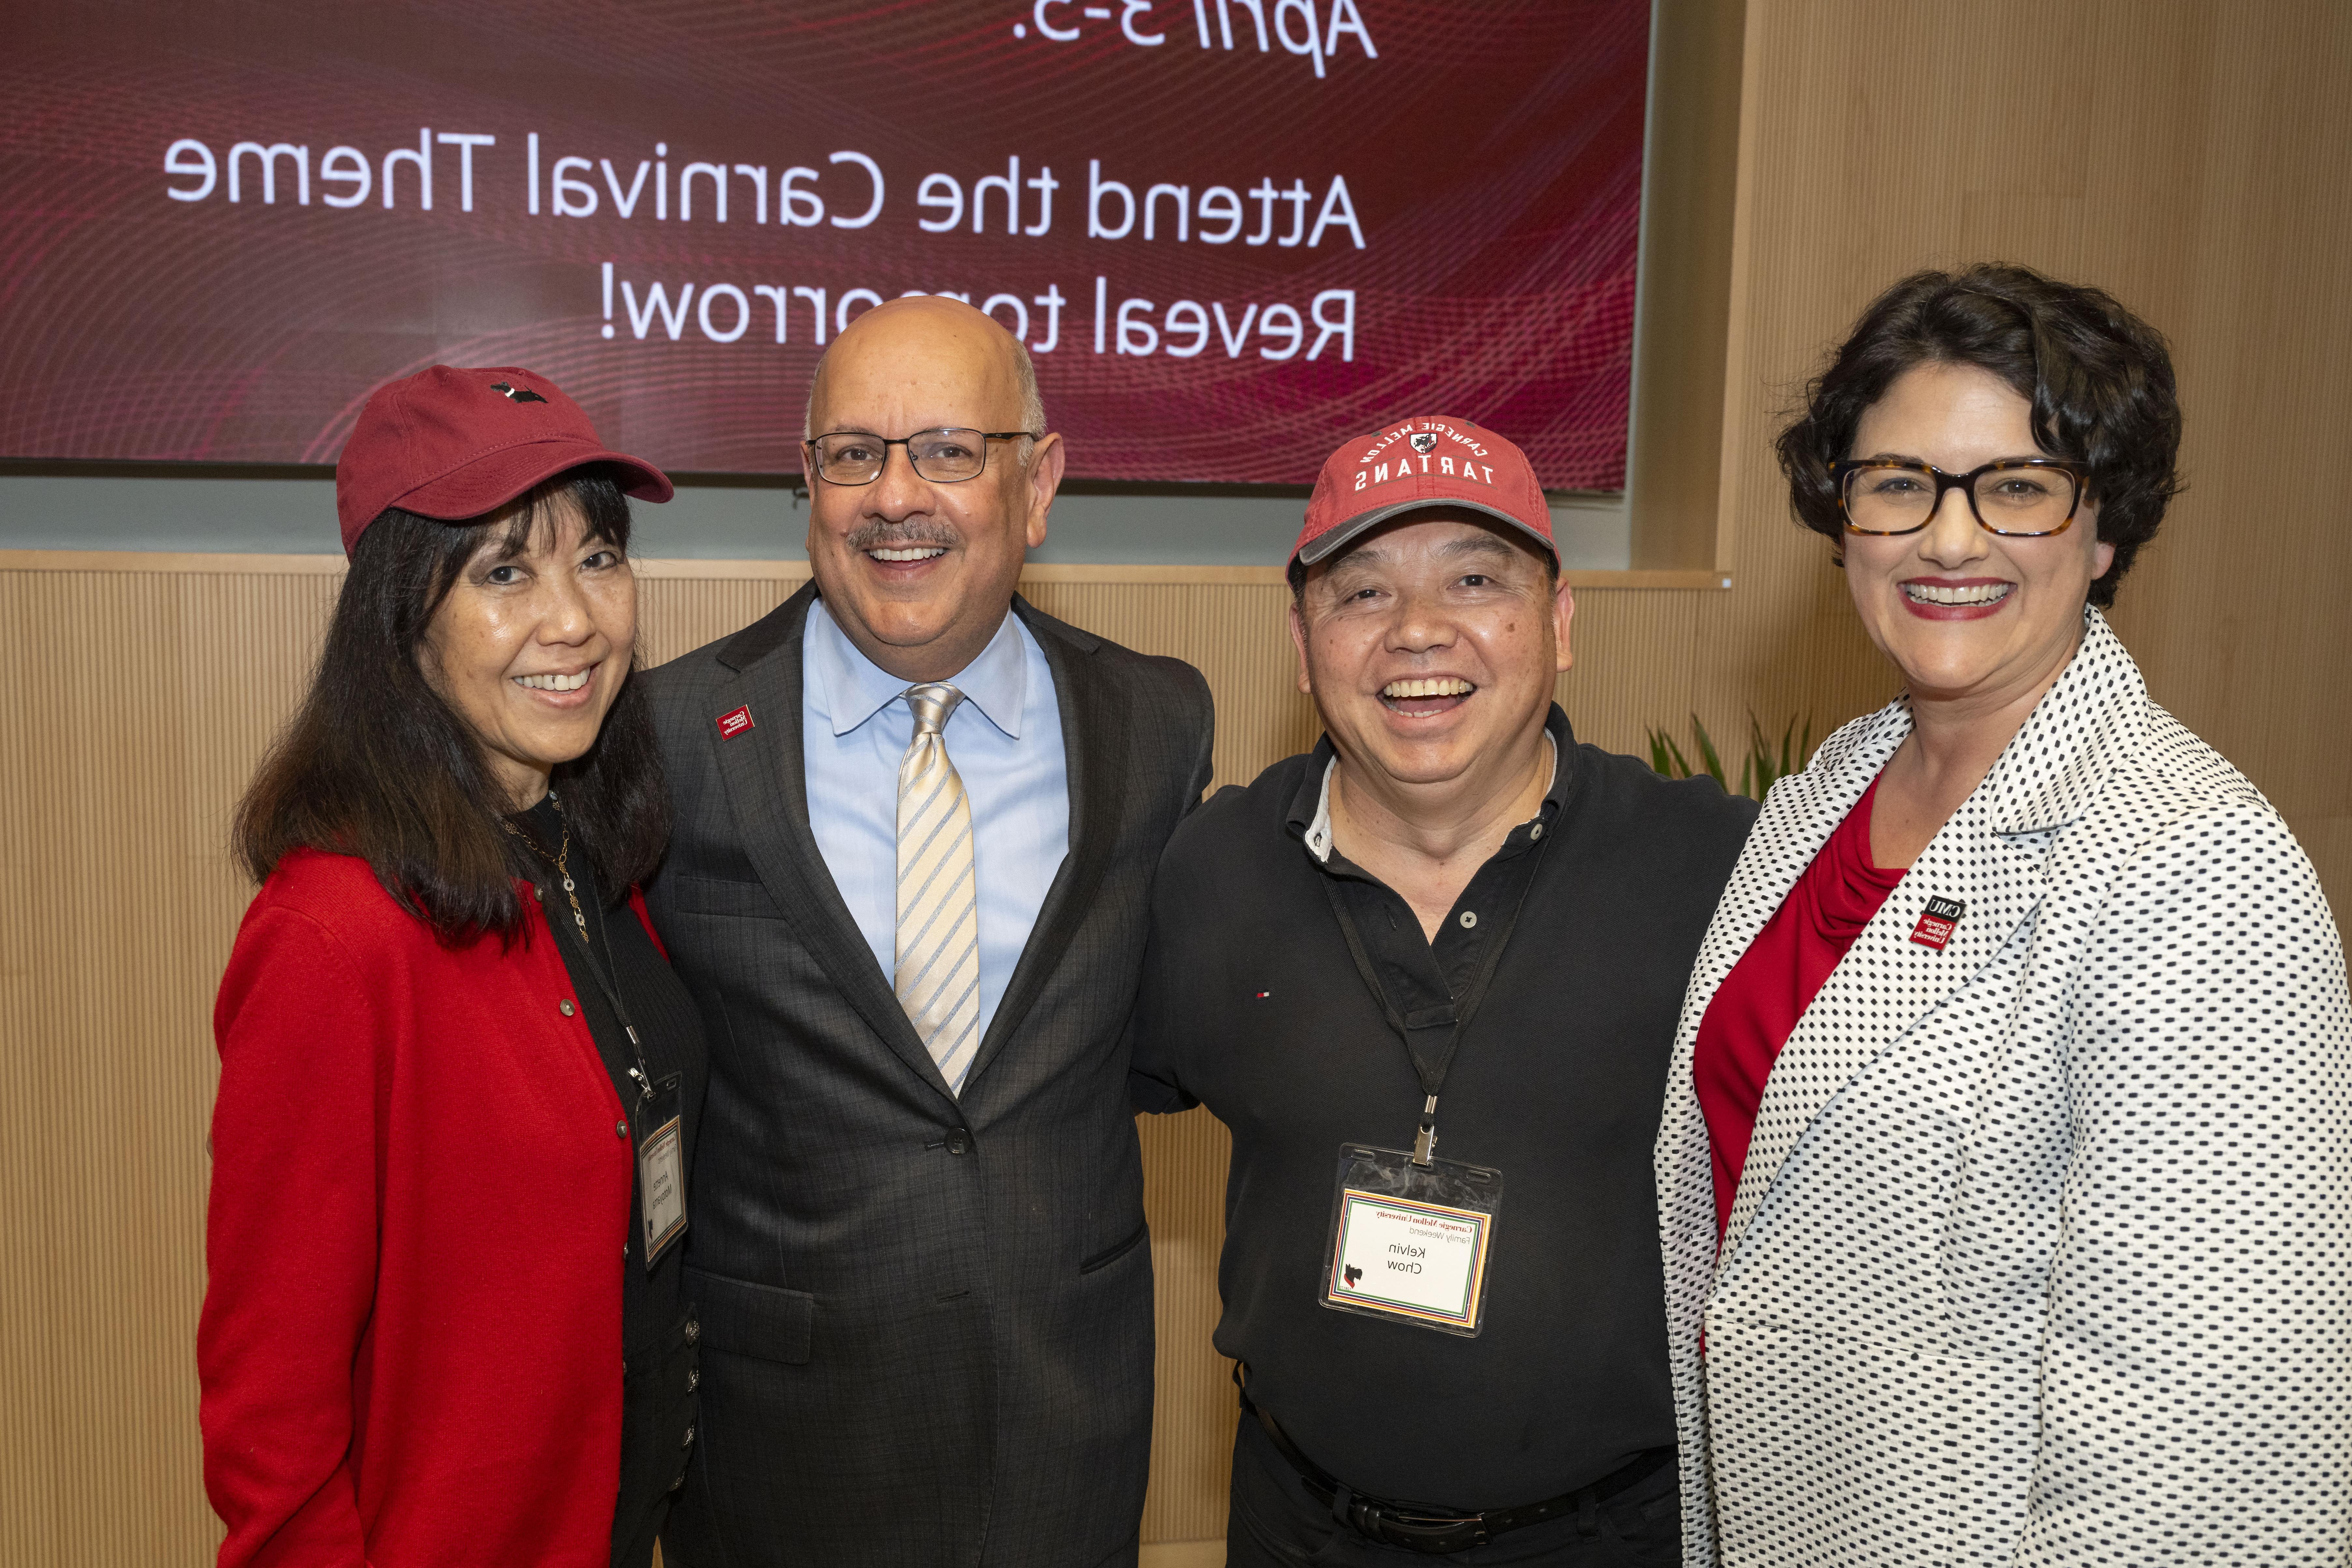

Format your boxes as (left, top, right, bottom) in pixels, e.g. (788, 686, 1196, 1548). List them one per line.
(960, 597, 1127, 1091)
(1672, 709, 1910, 1060)
(709, 583, 954, 1102)
(1718, 800, 2052, 1262)
(1716, 609, 2141, 1266)
(1661, 709, 1903, 1273)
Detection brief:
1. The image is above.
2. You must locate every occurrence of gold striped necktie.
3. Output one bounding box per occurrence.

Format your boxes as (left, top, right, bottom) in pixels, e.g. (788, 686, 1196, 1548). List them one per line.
(894, 683, 982, 1094)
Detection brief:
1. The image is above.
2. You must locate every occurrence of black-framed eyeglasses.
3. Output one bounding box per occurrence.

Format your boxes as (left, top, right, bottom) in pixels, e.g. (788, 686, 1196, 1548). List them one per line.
(1831, 458, 2089, 537)
(804, 428, 1040, 486)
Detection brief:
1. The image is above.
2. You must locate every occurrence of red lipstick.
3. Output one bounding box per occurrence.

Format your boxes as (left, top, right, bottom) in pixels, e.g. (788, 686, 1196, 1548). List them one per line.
(1898, 577, 2014, 621)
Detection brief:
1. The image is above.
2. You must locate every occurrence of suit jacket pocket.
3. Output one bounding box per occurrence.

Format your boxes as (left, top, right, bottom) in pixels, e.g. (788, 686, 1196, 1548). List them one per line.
(661, 872, 787, 920)
(1080, 1219, 1149, 1274)
(686, 1264, 815, 1363)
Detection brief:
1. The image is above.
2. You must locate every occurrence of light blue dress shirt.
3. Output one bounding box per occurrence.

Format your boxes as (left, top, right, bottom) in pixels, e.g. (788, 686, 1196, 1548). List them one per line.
(802, 597, 1070, 1042)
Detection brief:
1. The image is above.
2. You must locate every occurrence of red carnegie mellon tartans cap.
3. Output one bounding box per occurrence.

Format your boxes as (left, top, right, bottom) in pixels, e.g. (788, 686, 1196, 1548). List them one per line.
(334, 364, 673, 554)
(1292, 415, 1553, 569)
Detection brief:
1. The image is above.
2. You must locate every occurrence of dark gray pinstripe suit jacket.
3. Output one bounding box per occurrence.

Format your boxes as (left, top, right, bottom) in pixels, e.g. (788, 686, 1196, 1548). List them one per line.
(644, 584, 1213, 1568)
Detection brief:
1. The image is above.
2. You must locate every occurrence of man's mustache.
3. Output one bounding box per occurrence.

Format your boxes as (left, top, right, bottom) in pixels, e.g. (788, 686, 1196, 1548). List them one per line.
(844, 519, 961, 553)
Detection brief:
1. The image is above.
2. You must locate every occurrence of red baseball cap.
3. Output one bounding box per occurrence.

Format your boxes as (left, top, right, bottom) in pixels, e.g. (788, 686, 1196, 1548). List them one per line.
(1292, 416, 1553, 569)
(334, 364, 673, 553)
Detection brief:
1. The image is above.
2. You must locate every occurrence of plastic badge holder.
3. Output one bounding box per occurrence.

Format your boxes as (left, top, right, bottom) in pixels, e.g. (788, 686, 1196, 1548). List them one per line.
(1320, 1143, 1502, 1337)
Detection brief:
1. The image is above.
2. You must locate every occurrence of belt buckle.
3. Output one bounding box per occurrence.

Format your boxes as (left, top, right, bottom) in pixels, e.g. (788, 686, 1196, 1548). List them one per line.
(1350, 1499, 1491, 1555)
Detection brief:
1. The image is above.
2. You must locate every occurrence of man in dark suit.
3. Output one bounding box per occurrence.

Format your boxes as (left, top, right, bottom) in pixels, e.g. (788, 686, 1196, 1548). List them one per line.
(645, 296, 1213, 1568)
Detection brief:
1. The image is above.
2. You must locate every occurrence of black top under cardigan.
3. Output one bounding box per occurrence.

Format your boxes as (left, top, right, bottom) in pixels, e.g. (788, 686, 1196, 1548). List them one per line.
(515, 798, 709, 1568)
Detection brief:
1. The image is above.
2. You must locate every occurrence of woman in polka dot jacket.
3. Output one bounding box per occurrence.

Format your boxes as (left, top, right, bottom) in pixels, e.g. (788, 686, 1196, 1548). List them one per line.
(1655, 264, 2351, 1566)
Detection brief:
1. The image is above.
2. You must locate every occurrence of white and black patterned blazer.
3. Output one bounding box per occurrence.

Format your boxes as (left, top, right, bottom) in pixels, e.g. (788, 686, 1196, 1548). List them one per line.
(1655, 609, 2352, 1566)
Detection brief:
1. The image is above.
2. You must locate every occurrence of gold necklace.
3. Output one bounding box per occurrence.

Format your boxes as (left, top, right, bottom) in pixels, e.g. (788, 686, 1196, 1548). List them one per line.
(502, 789, 591, 945)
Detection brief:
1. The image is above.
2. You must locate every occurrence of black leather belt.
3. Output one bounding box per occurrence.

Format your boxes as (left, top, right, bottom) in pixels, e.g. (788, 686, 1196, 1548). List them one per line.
(1237, 1373, 1673, 1556)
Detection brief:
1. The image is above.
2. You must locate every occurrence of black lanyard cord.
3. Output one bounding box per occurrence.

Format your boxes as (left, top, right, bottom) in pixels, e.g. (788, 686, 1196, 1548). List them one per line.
(1319, 827, 1551, 1165)
(563, 882, 663, 1101)
(508, 804, 662, 1103)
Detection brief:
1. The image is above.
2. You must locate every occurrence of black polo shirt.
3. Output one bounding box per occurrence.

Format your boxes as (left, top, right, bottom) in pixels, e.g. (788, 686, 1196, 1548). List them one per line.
(1128, 707, 1755, 1510)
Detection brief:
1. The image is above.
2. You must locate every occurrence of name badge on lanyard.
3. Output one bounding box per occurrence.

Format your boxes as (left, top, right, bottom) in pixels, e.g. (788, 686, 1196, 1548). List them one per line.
(1323, 1144, 1502, 1336)
(1313, 821, 1548, 1339)
(634, 1071, 688, 1268)
(563, 874, 689, 1272)
(515, 799, 688, 1273)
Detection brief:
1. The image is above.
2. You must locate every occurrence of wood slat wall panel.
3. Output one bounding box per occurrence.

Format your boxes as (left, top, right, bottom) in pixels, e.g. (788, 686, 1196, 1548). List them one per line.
(636, 576, 797, 669)
(1136, 1107, 1238, 1545)
(0, 579, 57, 1568)
(1, 572, 225, 1564)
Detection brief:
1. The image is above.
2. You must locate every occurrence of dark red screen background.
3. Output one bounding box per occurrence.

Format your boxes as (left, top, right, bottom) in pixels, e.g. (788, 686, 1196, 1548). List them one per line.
(0, 1, 1649, 486)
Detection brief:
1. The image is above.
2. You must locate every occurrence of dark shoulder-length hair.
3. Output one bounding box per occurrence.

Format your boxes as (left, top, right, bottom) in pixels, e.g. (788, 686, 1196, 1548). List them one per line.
(233, 465, 671, 946)
(1775, 262, 2182, 607)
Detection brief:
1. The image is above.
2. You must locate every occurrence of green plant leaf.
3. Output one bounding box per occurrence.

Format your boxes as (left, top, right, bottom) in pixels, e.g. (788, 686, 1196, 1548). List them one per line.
(1646, 710, 1814, 799)
(1648, 727, 1692, 779)
(1691, 715, 1727, 787)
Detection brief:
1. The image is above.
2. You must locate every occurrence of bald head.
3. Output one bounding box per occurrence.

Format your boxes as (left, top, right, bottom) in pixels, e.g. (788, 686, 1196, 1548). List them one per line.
(805, 295, 1045, 448)
(798, 292, 1066, 685)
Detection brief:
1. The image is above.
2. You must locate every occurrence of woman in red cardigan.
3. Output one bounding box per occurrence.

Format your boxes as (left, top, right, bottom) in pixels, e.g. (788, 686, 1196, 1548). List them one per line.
(201, 365, 707, 1568)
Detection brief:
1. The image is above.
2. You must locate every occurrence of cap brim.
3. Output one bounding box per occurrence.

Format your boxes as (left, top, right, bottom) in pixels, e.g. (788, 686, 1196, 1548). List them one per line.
(397, 439, 674, 523)
(1296, 499, 1555, 566)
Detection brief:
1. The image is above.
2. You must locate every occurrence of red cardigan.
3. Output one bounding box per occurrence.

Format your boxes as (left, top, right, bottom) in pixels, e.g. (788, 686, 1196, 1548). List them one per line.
(200, 848, 653, 1568)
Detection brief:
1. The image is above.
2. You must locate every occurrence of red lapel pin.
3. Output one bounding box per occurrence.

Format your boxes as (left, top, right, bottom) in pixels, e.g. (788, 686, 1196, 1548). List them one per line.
(716, 704, 754, 740)
(1909, 896, 1964, 951)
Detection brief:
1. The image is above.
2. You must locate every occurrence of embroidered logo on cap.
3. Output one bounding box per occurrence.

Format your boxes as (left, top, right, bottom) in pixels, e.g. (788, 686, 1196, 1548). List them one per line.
(489, 381, 549, 404)
(1910, 896, 1965, 951)
(716, 705, 754, 739)
(1350, 421, 1500, 494)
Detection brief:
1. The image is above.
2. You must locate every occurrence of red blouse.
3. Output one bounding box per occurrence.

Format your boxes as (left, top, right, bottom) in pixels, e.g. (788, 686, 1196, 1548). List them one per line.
(1693, 774, 1904, 1247)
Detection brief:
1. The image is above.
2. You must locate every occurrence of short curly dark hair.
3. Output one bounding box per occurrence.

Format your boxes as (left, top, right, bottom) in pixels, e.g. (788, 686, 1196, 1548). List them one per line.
(1774, 263, 2181, 607)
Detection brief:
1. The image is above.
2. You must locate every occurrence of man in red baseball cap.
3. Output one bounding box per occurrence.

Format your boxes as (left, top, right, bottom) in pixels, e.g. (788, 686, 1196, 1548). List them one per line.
(1128, 418, 1757, 1564)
